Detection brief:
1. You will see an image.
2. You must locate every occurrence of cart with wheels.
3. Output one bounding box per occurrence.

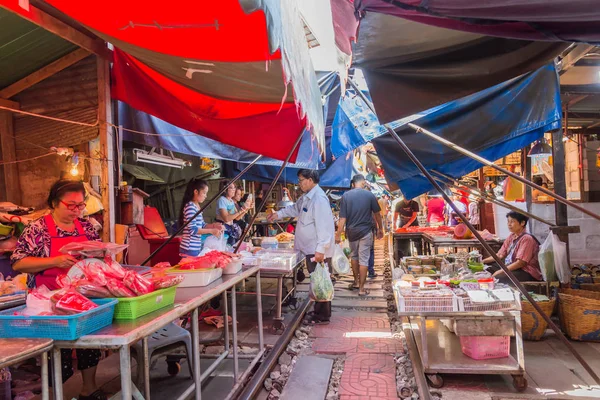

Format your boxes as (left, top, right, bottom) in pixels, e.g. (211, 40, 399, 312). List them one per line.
(395, 287, 527, 392)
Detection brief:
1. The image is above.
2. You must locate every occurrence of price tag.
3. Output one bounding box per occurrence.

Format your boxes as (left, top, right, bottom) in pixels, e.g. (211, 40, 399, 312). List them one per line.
(156, 295, 163, 304)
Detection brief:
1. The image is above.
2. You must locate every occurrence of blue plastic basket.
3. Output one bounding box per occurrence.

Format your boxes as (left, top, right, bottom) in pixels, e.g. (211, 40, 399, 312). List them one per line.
(0, 298, 117, 340)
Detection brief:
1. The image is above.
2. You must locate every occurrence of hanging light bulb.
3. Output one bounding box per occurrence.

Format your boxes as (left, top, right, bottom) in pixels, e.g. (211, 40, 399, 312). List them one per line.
(69, 154, 79, 176)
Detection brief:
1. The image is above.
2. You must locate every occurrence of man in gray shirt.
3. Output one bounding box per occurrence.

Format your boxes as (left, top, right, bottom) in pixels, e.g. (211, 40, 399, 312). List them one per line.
(336, 175, 383, 296)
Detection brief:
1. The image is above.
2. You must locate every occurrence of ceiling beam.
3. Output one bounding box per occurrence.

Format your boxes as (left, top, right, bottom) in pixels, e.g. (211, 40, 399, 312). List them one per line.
(574, 58, 600, 67)
(565, 94, 589, 107)
(561, 84, 600, 94)
(0, 48, 90, 99)
(0, 98, 20, 110)
(0, 2, 111, 60)
(559, 44, 596, 75)
(566, 111, 600, 119)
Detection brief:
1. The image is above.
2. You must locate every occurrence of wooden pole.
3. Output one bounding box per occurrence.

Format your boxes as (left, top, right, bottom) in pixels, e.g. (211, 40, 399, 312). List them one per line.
(97, 56, 115, 242)
(0, 111, 21, 205)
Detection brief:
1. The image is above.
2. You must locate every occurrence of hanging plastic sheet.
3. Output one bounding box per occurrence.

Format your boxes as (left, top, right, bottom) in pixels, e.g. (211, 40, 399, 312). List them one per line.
(372, 63, 562, 199)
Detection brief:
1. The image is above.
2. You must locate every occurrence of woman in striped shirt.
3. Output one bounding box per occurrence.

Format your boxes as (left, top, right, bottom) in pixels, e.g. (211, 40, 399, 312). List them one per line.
(179, 179, 224, 257)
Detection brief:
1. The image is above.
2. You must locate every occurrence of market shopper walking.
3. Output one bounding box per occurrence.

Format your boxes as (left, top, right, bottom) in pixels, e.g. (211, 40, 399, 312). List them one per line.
(268, 169, 335, 325)
(336, 175, 383, 296)
(11, 180, 107, 400)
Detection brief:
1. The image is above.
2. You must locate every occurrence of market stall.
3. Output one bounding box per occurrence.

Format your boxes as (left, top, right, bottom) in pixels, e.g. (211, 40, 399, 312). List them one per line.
(393, 253, 527, 391)
(0, 338, 53, 400)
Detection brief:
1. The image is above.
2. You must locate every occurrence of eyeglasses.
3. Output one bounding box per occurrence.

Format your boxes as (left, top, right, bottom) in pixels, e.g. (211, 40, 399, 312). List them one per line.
(60, 200, 86, 211)
(298, 178, 307, 184)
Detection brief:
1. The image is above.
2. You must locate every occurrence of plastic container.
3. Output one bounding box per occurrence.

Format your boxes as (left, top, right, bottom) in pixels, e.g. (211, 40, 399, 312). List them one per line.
(478, 278, 495, 290)
(222, 260, 243, 275)
(169, 268, 222, 288)
(278, 241, 294, 249)
(395, 288, 458, 312)
(460, 335, 510, 360)
(113, 286, 177, 320)
(0, 299, 117, 340)
(261, 237, 278, 250)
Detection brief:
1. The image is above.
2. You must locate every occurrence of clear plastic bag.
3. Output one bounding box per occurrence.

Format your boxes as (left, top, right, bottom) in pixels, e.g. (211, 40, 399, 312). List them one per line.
(203, 235, 227, 252)
(332, 245, 350, 275)
(309, 262, 334, 302)
(551, 234, 570, 284)
(538, 234, 556, 282)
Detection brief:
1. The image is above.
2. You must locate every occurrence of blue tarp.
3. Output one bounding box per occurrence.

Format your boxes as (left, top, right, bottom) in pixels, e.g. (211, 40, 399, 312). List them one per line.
(371, 63, 562, 199)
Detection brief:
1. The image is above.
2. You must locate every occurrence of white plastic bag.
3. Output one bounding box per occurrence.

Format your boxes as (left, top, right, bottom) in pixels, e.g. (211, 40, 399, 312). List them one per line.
(309, 262, 334, 302)
(538, 234, 556, 282)
(203, 234, 227, 252)
(332, 245, 350, 275)
(551, 234, 570, 284)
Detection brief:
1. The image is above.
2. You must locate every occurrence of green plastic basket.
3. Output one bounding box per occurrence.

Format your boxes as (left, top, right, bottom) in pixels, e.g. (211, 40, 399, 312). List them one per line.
(113, 286, 177, 320)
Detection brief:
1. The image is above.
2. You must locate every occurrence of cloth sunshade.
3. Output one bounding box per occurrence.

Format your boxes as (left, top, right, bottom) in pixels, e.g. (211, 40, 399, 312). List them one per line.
(41, 0, 324, 161)
(372, 63, 562, 199)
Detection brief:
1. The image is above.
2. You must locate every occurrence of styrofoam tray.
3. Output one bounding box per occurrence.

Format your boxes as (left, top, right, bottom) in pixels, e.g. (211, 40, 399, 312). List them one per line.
(168, 268, 222, 287)
(222, 260, 243, 275)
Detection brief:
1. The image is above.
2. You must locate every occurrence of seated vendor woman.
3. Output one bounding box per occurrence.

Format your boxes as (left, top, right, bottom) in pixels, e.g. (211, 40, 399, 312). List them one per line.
(482, 211, 542, 285)
(11, 180, 107, 400)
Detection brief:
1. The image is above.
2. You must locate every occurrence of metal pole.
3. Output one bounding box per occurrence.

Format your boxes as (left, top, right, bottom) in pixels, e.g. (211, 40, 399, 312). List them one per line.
(407, 123, 600, 222)
(141, 154, 263, 265)
(430, 171, 553, 226)
(384, 124, 600, 386)
(234, 132, 304, 252)
(551, 129, 571, 264)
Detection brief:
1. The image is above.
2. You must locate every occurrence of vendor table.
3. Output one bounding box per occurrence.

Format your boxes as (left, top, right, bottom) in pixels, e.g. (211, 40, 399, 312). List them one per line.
(239, 256, 305, 334)
(0, 294, 26, 311)
(397, 307, 526, 391)
(0, 338, 53, 400)
(52, 266, 263, 400)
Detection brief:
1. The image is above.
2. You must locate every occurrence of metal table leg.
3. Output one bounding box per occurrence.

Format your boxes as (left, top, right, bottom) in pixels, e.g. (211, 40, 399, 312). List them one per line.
(191, 308, 202, 400)
(420, 317, 429, 369)
(119, 346, 133, 400)
(142, 337, 151, 400)
(41, 351, 49, 400)
(231, 284, 239, 381)
(256, 270, 264, 350)
(223, 291, 230, 352)
(52, 347, 63, 400)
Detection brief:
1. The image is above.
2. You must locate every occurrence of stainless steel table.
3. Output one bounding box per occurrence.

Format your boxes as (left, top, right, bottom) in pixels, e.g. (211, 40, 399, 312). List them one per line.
(422, 233, 503, 255)
(239, 258, 305, 334)
(52, 266, 263, 400)
(0, 294, 26, 311)
(0, 338, 53, 400)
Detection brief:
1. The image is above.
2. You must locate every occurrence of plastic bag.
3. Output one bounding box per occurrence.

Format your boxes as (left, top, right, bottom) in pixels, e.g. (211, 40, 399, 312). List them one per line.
(151, 275, 184, 290)
(123, 270, 154, 296)
(552, 234, 570, 284)
(72, 259, 108, 287)
(203, 234, 227, 252)
(331, 245, 350, 274)
(22, 286, 53, 316)
(73, 279, 112, 298)
(101, 257, 126, 279)
(50, 289, 98, 315)
(60, 241, 128, 258)
(309, 262, 334, 302)
(538, 234, 557, 282)
(106, 278, 136, 298)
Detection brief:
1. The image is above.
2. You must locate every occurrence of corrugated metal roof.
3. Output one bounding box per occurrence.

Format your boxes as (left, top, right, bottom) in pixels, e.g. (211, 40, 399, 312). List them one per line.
(0, 8, 77, 91)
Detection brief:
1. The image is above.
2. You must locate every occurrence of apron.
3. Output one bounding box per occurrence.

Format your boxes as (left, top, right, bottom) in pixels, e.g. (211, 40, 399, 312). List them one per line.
(35, 215, 88, 290)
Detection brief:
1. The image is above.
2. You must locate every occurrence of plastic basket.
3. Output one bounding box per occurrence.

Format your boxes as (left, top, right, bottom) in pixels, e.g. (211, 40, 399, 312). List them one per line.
(457, 296, 521, 312)
(395, 289, 458, 312)
(0, 299, 117, 340)
(113, 286, 176, 320)
(460, 335, 510, 360)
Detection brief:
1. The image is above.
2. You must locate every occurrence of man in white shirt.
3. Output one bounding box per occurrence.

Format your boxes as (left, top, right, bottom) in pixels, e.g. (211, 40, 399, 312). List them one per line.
(268, 169, 335, 324)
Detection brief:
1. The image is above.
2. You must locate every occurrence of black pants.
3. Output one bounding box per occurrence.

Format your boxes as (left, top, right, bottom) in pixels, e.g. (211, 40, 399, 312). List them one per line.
(486, 264, 537, 285)
(49, 349, 101, 384)
(306, 255, 332, 322)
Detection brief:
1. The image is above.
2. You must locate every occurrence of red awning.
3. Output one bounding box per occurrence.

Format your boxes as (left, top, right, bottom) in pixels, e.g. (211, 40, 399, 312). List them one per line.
(40, 0, 322, 161)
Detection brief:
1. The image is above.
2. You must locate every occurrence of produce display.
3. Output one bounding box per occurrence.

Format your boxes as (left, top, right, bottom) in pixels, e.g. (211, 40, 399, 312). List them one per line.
(395, 226, 454, 234)
(274, 232, 294, 242)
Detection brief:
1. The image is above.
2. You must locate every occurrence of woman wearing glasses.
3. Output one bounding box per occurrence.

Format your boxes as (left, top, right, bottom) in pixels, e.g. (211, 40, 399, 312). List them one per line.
(11, 179, 107, 400)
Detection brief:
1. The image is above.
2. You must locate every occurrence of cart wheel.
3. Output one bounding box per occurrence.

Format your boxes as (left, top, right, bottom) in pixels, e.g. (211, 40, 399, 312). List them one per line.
(272, 320, 286, 334)
(512, 375, 528, 392)
(167, 361, 181, 376)
(427, 374, 444, 388)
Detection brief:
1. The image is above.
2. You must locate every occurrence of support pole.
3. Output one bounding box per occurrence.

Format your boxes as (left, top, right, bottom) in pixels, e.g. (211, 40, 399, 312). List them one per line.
(234, 132, 304, 252)
(384, 124, 600, 386)
(408, 123, 600, 222)
(551, 129, 571, 264)
(140, 155, 262, 265)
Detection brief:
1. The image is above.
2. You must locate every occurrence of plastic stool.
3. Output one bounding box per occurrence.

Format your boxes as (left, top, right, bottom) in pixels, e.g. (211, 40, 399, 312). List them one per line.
(131, 323, 193, 388)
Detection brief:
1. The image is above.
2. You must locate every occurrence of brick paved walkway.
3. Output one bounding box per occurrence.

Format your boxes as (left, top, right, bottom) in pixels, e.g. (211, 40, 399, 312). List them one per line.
(311, 238, 399, 400)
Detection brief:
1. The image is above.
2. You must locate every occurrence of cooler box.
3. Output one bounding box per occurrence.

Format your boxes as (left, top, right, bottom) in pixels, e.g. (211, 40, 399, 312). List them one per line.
(136, 206, 181, 267)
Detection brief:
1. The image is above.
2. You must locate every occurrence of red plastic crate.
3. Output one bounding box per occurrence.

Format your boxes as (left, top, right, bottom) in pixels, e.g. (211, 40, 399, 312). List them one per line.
(460, 335, 510, 360)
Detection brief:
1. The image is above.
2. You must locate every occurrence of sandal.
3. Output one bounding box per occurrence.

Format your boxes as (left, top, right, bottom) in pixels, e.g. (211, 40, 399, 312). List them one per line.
(347, 283, 359, 291)
(79, 390, 108, 400)
(358, 289, 371, 297)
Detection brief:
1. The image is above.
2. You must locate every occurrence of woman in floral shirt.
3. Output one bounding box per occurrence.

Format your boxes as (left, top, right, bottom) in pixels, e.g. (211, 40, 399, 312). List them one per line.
(11, 180, 106, 400)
